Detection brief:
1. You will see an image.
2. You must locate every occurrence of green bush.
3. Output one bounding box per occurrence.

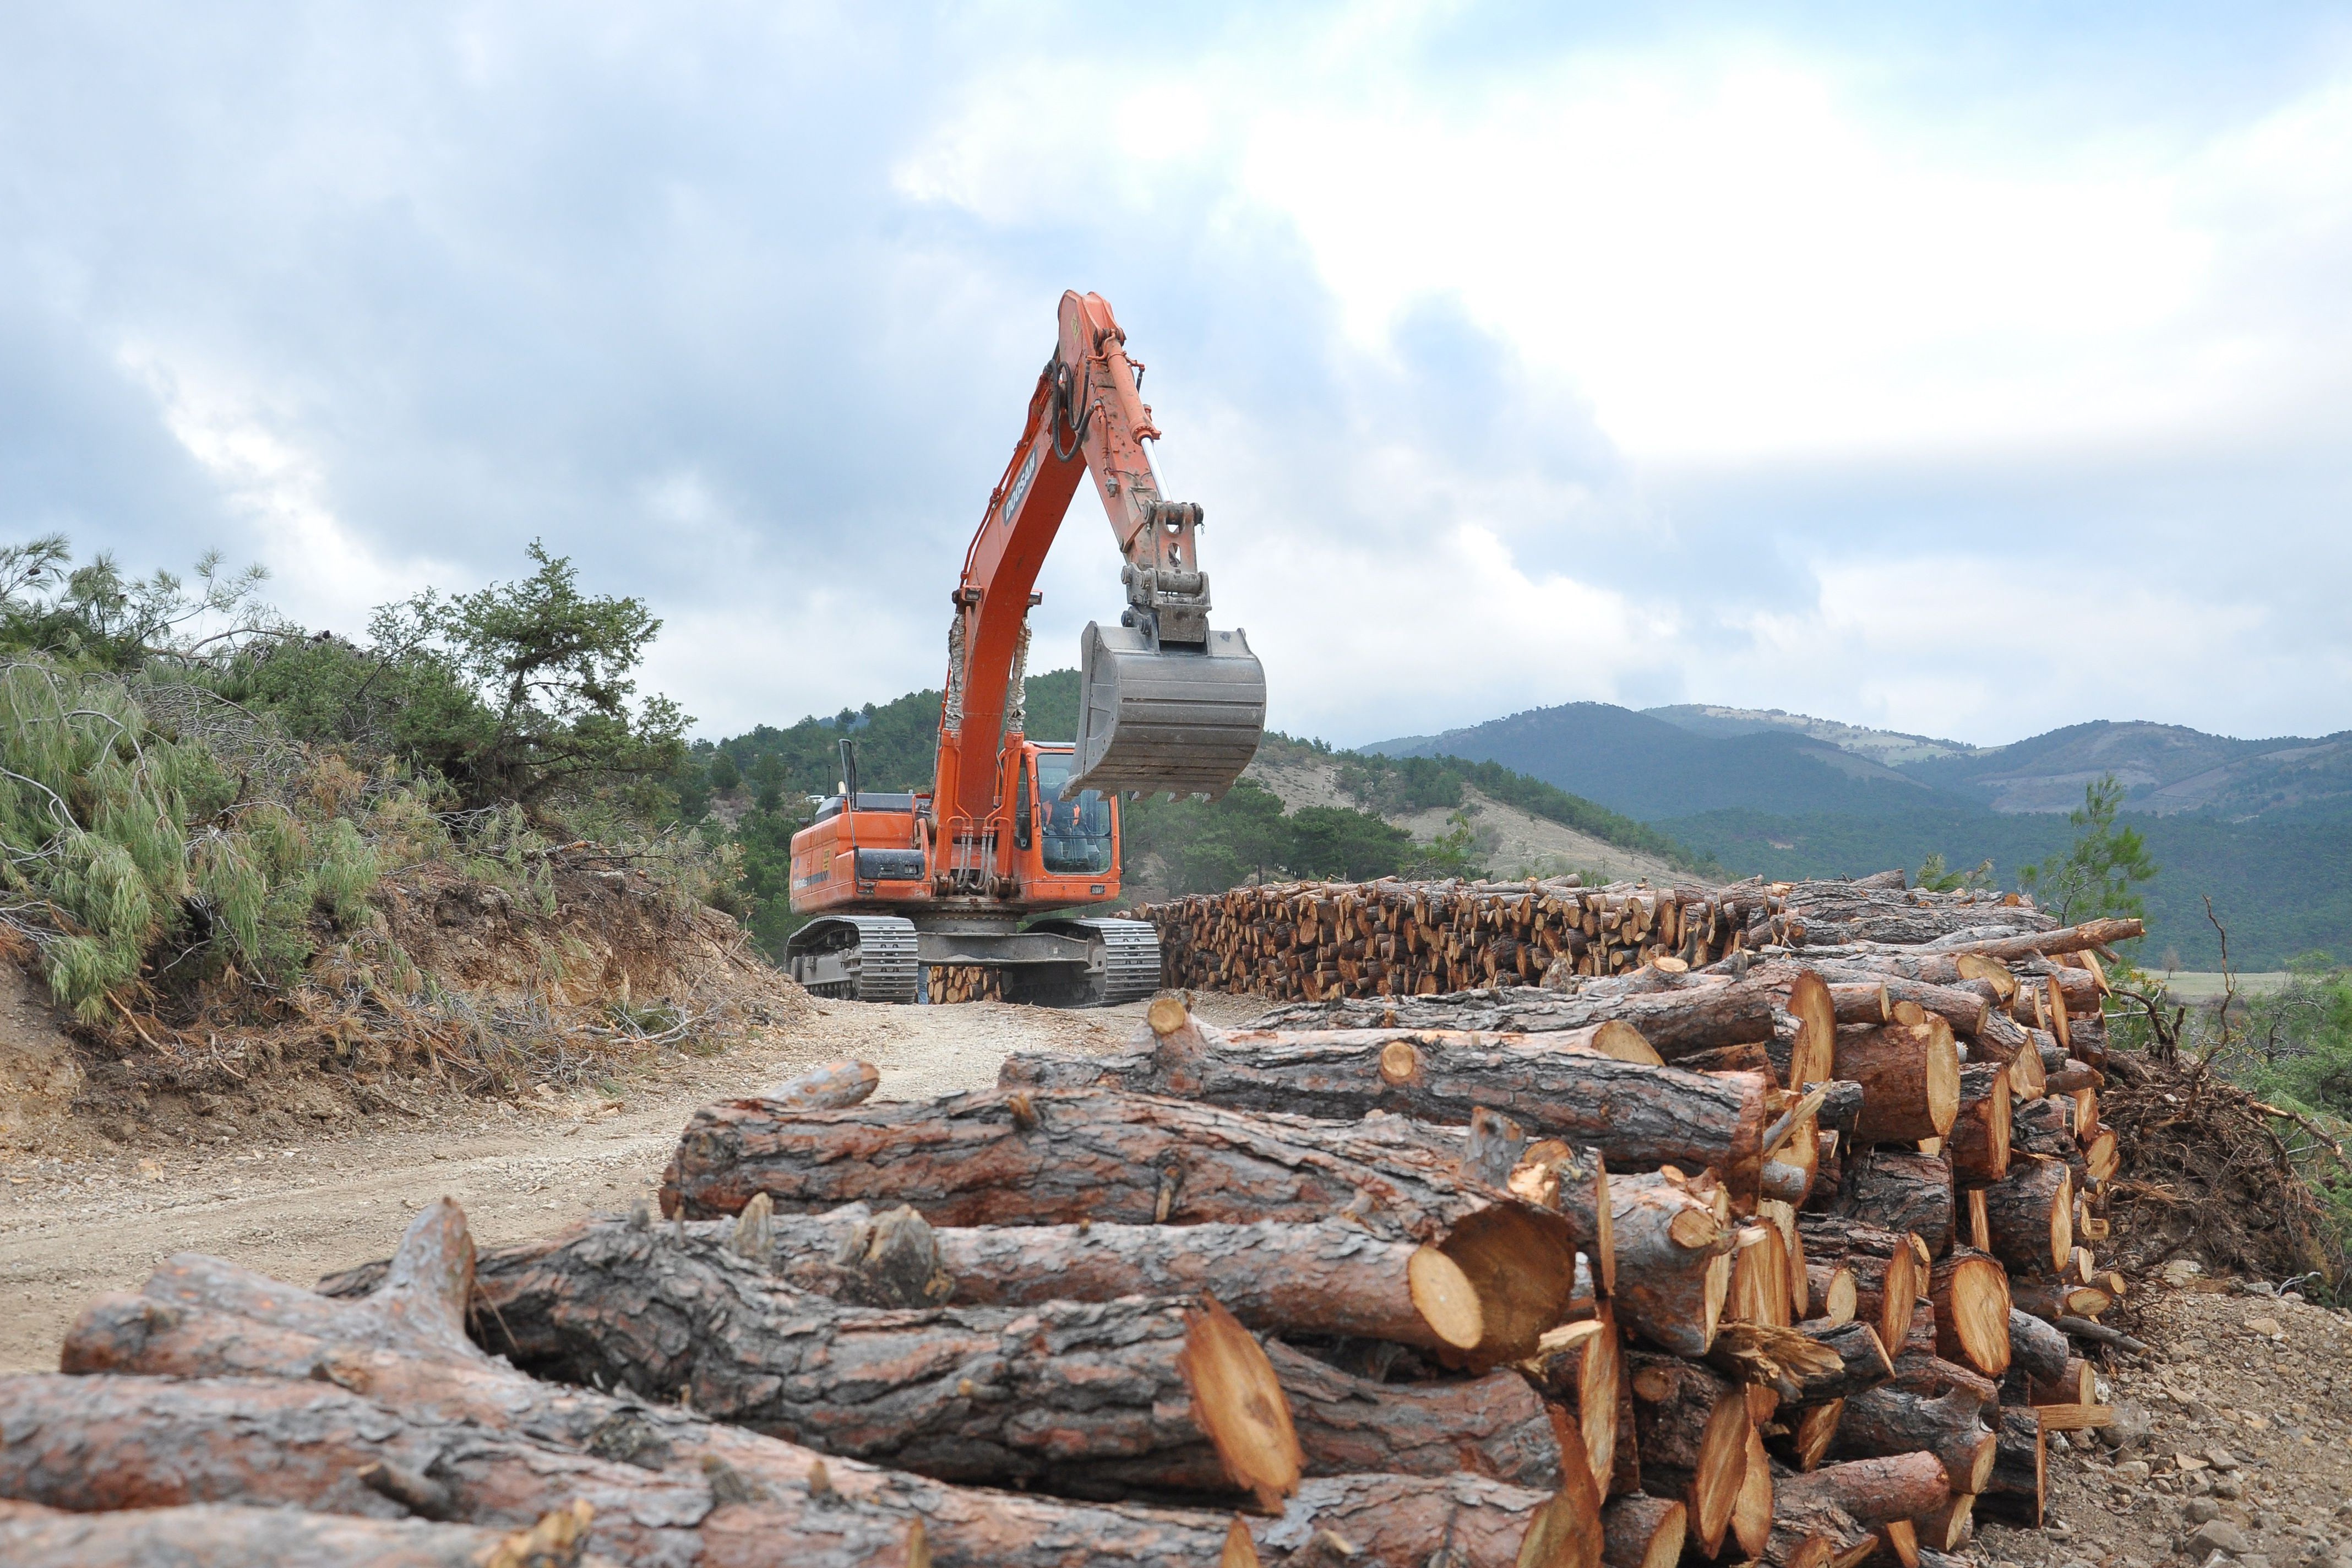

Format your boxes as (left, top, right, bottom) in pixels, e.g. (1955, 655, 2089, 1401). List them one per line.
(0, 660, 390, 1019)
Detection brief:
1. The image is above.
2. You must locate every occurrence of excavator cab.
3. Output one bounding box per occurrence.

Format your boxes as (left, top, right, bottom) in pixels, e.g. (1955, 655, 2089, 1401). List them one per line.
(1067, 621, 1267, 801)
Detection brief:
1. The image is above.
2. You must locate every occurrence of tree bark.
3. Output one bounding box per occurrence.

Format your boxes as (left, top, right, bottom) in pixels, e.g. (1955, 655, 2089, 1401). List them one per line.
(1757, 1496, 1875, 1568)
(1777, 1319, 1894, 1403)
(1258, 1339, 1564, 1489)
(999, 1023, 1772, 1191)
(1927, 1249, 2012, 1379)
(1979, 1156, 2071, 1277)
(0, 1499, 620, 1568)
(1827, 1152, 1954, 1259)
(1257, 1473, 1593, 1568)
(1773, 1453, 1950, 1531)
(1243, 976, 1785, 1059)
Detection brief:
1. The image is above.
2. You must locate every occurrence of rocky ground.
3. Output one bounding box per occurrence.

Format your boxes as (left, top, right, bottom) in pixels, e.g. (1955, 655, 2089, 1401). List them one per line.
(1975, 1277, 2352, 1568)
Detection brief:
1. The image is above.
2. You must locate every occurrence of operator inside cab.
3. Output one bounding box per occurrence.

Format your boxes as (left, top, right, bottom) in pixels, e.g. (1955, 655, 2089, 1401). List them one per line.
(1035, 750, 1114, 876)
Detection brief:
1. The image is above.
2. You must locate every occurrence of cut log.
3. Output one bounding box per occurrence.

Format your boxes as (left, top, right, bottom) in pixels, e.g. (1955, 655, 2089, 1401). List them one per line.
(1627, 1353, 1750, 1557)
(999, 1025, 1772, 1190)
(1733, 1422, 1777, 1559)
(1259, 1339, 1564, 1488)
(0, 1373, 929, 1568)
(1828, 1386, 1995, 1494)
(1785, 1320, 1894, 1403)
(1805, 1263, 1858, 1325)
(1945, 1066, 2011, 1186)
(0, 1499, 619, 1568)
(1246, 977, 1786, 1059)
(1466, 1106, 1530, 1188)
(346, 1206, 1494, 1356)
(1530, 1309, 1625, 1498)
(2010, 1276, 2113, 1323)
(74, 1199, 1544, 1568)
(1974, 1408, 2045, 1528)
(2006, 1309, 2072, 1388)
(1601, 1494, 1686, 1568)
(659, 1090, 1584, 1362)
(1788, 970, 1838, 1089)
(1609, 1172, 1734, 1356)
(1789, 1401, 1844, 1472)
(1830, 1152, 1955, 1258)
(1775, 1453, 1950, 1531)
(1508, 1141, 1614, 1297)
(1831, 1022, 1960, 1144)
(1980, 1156, 2072, 1276)
(1796, 1218, 1919, 1359)
(1928, 1249, 2012, 1378)
(1917, 1494, 1973, 1552)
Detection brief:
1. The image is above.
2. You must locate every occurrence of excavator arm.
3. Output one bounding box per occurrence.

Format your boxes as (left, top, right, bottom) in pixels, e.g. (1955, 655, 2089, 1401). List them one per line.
(935, 291, 1266, 832)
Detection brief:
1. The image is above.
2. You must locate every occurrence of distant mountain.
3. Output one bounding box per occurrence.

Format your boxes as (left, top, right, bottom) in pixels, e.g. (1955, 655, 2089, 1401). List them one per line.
(1369, 701, 1942, 820)
(1367, 699, 2352, 968)
(1642, 705, 1983, 768)
(1898, 719, 2352, 818)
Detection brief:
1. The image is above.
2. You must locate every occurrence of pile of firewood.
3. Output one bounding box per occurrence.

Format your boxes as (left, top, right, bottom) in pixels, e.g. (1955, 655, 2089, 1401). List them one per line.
(1142, 869, 2092, 1000)
(0, 874, 2141, 1568)
(929, 963, 1005, 1004)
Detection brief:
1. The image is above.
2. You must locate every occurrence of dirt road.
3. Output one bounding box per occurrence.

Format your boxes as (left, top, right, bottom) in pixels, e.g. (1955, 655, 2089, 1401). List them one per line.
(0, 993, 1260, 1371)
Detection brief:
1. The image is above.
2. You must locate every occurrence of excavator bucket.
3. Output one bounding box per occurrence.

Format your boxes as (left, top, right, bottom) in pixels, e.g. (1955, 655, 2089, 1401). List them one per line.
(1066, 622, 1267, 799)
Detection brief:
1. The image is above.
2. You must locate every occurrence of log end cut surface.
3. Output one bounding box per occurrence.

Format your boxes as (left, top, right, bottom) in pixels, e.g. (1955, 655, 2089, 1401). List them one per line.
(1180, 1298, 1303, 1513)
(1407, 1245, 1487, 1352)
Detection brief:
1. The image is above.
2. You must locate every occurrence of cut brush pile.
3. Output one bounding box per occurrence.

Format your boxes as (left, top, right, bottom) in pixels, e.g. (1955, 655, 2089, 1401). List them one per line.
(0, 869, 2150, 1567)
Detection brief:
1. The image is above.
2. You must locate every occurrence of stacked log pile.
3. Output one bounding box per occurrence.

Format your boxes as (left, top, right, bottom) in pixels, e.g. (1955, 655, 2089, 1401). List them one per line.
(0, 878, 2143, 1566)
(1141, 867, 2127, 1003)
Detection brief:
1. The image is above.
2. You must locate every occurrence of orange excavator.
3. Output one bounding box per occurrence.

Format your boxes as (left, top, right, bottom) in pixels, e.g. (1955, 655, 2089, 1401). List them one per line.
(783, 292, 1267, 1004)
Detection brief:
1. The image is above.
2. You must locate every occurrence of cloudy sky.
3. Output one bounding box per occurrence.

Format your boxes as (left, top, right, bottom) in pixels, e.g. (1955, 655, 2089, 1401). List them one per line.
(6, 3, 2351, 748)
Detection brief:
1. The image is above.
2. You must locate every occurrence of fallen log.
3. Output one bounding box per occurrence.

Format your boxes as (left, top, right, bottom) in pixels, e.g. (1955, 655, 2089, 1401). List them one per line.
(999, 1019, 1771, 1189)
(657, 1089, 1584, 1362)
(1774, 1452, 1950, 1531)
(1627, 1353, 1750, 1557)
(0, 1372, 929, 1568)
(0, 1499, 617, 1568)
(1244, 977, 1785, 1059)
(328, 1205, 1491, 1356)
(76, 1200, 1575, 1568)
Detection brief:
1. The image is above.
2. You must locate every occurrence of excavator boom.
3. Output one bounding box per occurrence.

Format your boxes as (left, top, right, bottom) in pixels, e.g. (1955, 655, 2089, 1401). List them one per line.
(783, 291, 1262, 1006)
(943, 290, 1265, 824)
